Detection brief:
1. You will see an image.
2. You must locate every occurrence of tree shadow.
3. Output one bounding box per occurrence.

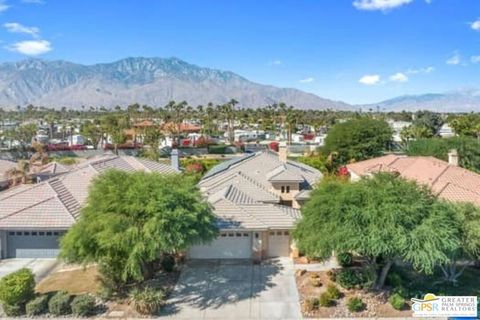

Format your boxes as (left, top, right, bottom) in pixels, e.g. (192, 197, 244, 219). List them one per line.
(161, 258, 285, 315)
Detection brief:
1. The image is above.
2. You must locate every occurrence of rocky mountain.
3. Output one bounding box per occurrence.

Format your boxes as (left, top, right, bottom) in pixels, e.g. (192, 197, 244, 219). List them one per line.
(364, 89, 480, 112)
(0, 57, 351, 110)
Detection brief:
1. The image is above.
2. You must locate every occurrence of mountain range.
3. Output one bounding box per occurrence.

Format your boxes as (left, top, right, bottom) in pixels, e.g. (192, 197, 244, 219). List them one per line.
(0, 57, 479, 112)
(0, 57, 350, 110)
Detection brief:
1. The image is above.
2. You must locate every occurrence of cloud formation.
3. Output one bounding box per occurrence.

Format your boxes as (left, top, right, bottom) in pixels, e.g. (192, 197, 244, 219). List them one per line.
(353, 0, 413, 11)
(299, 77, 314, 83)
(406, 66, 434, 74)
(446, 51, 461, 65)
(269, 60, 282, 66)
(0, 0, 10, 12)
(471, 19, 480, 31)
(4, 22, 40, 37)
(389, 72, 408, 82)
(21, 0, 45, 3)
(471, 56, 480, 64)
(7, 40, 52, 55)
(359, 74, 380, 85)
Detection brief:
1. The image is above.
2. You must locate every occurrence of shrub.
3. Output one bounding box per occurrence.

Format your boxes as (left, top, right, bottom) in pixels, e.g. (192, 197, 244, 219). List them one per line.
(310, 278, 322, 287)
(319, 292, 334, 307)
(304, 297, 319, 312)
(161, 255, 175, 272)
(347, 297, 365, 312)
(71, 294, 96, 317)
(336, 268, 366, 289)
(130, 287, 165, 315)
(48, 291, 71, 316)
(326, 284, 341, 300)
(389, 293, 406, 310)
(3, 303, 23, 317)
(326, 269, 337, 282)
(26, 294, 50, 316)
(0, 268, 35, 306)
(337, 252, 353, 267)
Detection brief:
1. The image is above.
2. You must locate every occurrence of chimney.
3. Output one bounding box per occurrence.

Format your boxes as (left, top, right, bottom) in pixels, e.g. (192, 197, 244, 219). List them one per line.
(278, 141, 288, 162)
(171, 148, 180, 171)
(448, 149, 458, 166)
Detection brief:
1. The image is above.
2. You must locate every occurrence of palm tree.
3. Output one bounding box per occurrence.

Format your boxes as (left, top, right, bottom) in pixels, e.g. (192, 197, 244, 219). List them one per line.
(6, 160, 30, 186)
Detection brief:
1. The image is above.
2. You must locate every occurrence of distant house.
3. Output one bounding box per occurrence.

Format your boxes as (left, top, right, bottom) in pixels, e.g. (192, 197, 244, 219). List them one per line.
(439, 123, 455, 138)
(189, 144, 322, 260)
(0, 155, 178, 259)
(346, 151, 480, 206)
(388, 120, 412, 142)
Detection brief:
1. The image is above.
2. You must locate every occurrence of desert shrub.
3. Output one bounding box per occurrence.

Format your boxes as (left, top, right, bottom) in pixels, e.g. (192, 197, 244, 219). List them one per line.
(130, 287, 165, 315)
(161, 255, 175, 272)
(326, 269, 337, 282)
(71, 294, 96, 317)
(48, 291, 71, 316)
(304, 297, 319, 312)
(336, 268, 366, 289)
(26, 294, 50, 316)
(389, 293, 406, 310)
(337, 252, 353, 267)
(347, 297, 365, 312)
(0, 268, 35, 306)
(310, 278, 322, 287)
(319, 292, 334, 307)
(3, 303, 23, 317)
(326, 284, 341, 300)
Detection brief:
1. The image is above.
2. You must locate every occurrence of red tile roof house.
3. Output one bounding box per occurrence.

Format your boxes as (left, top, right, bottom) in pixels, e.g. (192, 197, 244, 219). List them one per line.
(346, 150, 480, 206)
(189, 144, 322, 261)
(0, 155, 178, 259)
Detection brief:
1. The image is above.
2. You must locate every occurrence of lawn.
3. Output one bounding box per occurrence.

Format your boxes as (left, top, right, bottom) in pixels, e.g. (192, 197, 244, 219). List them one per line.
(36, 265, 101, 295)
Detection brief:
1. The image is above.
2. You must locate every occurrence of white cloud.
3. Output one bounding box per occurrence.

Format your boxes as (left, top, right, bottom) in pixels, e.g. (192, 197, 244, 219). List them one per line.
(359, 74, 380, 85)
(472, 19, 480, 31)
(471, 56, 480, 64)
(446, 51, 461, 65)
(353, 0, 413, 11)
(4, 22, 40, 37)
(21, 0, 45, 3)
(7, 40, 52, 55)
(0, 0, 10, 12)
(299, 77, 314, 83)
(406, 66, 434, 74)
(269, 60, 282, 66)
(389, 72, 408, 82)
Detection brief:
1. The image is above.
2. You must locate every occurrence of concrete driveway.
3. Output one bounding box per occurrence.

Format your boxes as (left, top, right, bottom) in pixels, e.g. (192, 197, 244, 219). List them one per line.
(162, 258, 301, 320)
(0, 259, 60, 281)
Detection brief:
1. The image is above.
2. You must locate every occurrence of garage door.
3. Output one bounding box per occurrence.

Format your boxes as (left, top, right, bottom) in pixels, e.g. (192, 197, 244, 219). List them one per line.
(188, 231, 252, 259)
(268, 230, 290, 257)
(7, 231, 62, 258)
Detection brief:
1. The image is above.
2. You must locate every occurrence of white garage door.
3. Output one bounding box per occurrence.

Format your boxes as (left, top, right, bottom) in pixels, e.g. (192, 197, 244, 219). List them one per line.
(268, 230, 290, 257)
(188, 231, 252, 259)
(7, 230, 62, 258)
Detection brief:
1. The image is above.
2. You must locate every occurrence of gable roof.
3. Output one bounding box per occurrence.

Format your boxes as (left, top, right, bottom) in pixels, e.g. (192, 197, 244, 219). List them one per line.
(0, 155, 178, 230)
(347, 155, 480, 206)
(199, 150, 321, 230)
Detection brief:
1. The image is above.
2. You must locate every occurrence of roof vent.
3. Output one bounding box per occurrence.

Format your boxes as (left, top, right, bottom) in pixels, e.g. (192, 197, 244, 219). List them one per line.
(448, 149, 459, 166)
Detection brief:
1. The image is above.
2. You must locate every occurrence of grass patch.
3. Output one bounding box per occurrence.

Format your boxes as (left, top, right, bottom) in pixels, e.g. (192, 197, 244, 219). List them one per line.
(36, 266, 100, 295)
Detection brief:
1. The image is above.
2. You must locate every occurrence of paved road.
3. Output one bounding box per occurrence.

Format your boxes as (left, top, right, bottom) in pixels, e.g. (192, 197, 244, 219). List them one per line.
(0, 258, 60, 281)
(162, 258, 301, 319)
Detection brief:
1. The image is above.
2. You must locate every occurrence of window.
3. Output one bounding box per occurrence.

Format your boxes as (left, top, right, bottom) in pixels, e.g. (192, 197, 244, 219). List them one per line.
(276, 231, 282, 236)
(228, 233, 234, 237)
(269, 231, 275, 236)
(284, 231, 289, 236)
(236, 233, 241, 237)
(221, 233, 227, 237)
(243, 233, 249, 237)
(281, 186, 285, 193)
(32, 232, 37, 236)
(39, 232, 45, 236)
(46, 232, 52, 236)
(24, 232, 30, 236)
(16, 231, 22, 236)
(9, 231, 14, 236)
(53, 232, 59, 236)
(286, 186, 290, 193)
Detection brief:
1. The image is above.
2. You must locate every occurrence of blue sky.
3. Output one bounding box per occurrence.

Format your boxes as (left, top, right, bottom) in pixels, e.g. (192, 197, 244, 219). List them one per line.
(0, 0, 479, 104)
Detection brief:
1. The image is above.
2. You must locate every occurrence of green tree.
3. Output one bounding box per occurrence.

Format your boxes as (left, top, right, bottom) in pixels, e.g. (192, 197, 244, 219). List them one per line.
(80, 121, 102, 149)
(413, 110, 444, 136)
(449, 114, 480, 138)
(323, 117, 393, 164)
(60, 170, 218, 291)
(293, 173, 459, 289)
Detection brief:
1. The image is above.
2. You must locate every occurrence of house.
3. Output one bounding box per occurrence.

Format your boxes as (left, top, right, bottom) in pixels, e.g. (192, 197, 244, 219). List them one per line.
(0, 155, 178, 259)
(388, 120, 412, 142)
(439, 123, 455, 138)
(188, 144, 322, 260)
(346, 150, 480, 206)
(0, 159, 17, 190)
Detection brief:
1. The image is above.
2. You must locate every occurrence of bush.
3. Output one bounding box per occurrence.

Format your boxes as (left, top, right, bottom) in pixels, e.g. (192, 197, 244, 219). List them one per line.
(319, 292, 334, 307)
(336, 268, 366, 289)
(337, 252, 353, 267)
(326, 284, 341, 300)
(310, 278, 322, 287)
(26, 294, 50, 316)
(48, 291, 71, 316)
(71, 294, 96, 317)
(0, 268, 35, 306)
(389, 293, 406, 310)
(130, 287, 165, 315)
(347, 297, 365, 312)
(3, 303, 23, 317)
(304, 297, 319, 312)
(326, 269, 337, 282)
(161, 255, 175, 272)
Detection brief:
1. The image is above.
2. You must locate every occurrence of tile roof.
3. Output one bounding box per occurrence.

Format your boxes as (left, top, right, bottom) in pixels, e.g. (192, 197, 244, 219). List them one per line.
(0, 158, 17, 181)
(0, 155, 178, 230)
(347, 155, 480, 206)
(199, 150, 321, 230)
